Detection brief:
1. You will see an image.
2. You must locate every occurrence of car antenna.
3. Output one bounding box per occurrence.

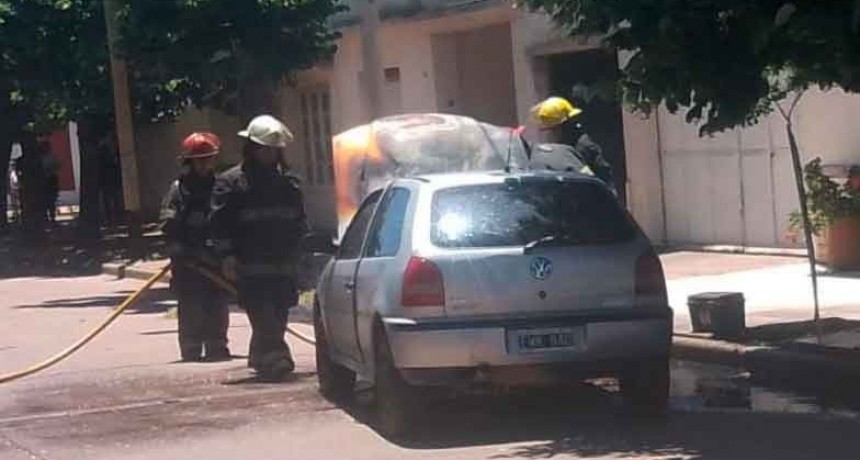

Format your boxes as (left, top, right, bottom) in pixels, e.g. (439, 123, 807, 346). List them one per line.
(505, 125, 525, 173)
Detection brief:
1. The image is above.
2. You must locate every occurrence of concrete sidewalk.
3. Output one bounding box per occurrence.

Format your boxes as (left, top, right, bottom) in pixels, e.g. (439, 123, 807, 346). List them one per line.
(665, 252, 860, 332)
(662, 251, 860, 382)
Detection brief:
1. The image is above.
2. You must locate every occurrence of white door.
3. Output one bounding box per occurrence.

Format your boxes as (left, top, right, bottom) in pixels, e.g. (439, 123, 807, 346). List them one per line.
(354, 186, 412, 362)
(658, 108, 800, 247)
(324, 192, 382, 361)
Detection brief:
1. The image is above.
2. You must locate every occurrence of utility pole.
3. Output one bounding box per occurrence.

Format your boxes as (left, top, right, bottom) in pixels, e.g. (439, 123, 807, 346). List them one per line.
(103, 0, 141, 216)
(358, 0, 382, 120)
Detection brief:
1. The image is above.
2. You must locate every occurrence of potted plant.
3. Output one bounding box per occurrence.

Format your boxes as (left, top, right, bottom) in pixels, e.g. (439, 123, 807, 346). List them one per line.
(788, 158, 860, 270)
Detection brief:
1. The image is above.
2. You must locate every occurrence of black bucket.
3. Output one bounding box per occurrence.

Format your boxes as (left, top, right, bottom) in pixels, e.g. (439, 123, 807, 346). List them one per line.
(688, 292, 746, 339)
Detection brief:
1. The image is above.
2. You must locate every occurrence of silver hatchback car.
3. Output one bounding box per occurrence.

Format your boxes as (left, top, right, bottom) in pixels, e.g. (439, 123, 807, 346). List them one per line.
(313, 170, 672, 436)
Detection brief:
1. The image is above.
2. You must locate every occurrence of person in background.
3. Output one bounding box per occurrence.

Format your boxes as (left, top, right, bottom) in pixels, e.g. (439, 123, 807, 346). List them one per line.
(530, 96, 616, 193)
(99, 132, 123, 227)
(38, 140, 60, 223)
(160, 132, 231, 362)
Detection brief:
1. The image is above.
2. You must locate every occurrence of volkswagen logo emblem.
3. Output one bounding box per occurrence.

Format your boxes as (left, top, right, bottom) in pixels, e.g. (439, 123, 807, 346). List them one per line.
(529, 257, 553, 280)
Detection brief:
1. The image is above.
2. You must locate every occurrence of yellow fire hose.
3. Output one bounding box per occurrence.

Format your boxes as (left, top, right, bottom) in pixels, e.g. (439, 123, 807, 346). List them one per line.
(186, 262, 317, 347)
(0, 265, 172, 384)
(0, 262, 316, 385)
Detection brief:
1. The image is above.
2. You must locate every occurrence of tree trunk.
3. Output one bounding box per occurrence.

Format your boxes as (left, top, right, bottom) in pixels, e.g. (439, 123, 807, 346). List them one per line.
(0, 79, 12, 230)
(76, 120, 105, 240)
(786, 121, 820, 322)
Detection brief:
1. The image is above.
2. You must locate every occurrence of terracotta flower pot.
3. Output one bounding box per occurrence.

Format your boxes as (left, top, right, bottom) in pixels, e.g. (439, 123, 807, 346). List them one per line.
(823, 217, 860, 270)
(813, 231, 830, 265)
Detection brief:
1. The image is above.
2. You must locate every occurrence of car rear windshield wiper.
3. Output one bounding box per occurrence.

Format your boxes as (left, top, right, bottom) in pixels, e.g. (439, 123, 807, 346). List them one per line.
(524, 234, 580, 253)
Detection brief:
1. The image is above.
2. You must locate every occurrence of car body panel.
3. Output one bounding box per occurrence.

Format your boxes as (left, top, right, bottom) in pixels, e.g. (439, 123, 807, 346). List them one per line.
(316, 170, 672, 387)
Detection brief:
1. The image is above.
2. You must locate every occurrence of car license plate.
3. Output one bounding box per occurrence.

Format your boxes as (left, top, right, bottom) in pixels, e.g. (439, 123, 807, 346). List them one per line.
(507, 327, 585, 354)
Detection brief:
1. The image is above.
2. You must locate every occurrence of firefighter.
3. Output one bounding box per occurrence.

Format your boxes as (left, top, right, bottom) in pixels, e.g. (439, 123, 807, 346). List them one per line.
(210, 115, 307, 379)
(530, 96, 616, 192)
(160, 132, 231, 362)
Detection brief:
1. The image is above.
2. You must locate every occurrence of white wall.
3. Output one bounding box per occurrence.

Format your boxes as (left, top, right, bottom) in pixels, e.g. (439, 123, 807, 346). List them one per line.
(331, 5, 515, 132)
(331, 29, 367, 134)
(510, 11, 560, 135)
(432, 33, 461, 113)
(794, 88, 860, 167)
(656, 89, 860, 248)
(431, 23, 518, 126)
(331, 25, 438, 129)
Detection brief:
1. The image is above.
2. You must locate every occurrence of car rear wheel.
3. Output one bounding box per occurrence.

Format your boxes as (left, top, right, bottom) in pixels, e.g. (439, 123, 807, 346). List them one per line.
(314, 304, 356, 402)
(620, 357, 670, 416)
(374, 328, 418, 439)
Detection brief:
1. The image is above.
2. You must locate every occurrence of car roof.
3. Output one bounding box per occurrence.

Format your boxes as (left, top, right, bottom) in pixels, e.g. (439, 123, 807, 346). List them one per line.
(398, 169, 604, 190)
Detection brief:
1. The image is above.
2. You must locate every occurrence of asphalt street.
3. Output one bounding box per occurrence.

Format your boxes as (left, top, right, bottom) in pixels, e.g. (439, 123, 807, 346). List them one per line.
(2, 274, 860, 460)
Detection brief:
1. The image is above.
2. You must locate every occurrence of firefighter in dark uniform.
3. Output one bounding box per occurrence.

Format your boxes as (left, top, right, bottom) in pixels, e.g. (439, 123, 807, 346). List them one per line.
(530, 97, 616, 193)
(160, 132, 231, 362)
(211, 115, 307, 379)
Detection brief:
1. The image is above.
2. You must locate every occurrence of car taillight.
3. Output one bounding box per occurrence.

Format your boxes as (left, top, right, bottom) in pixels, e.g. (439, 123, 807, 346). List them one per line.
(401, 257, 445, 307)
(635, 252, 667, 308)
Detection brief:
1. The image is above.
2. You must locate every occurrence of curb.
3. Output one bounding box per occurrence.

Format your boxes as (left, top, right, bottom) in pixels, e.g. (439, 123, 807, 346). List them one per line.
(102, 261, 172, 284)
(672, 335, 860, 382)
(662, 244, 807, 258)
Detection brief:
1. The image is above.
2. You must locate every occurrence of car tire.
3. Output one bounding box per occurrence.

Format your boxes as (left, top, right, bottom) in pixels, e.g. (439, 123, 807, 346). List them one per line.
(374, 327, 417, 439)
(620, 357, 670, 416)
(314, 304, 356, 402)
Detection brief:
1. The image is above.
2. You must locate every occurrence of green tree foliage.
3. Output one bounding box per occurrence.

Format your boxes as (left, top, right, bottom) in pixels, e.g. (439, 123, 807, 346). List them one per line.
(0, 0, 342, 230)
(519, 0, 860, 134)
(123, 0, 343, 120)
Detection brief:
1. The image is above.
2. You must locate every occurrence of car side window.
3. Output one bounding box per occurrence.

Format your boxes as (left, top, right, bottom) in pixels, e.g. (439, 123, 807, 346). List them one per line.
(365, 187, 411, 258)
(337, 191, 382, 260)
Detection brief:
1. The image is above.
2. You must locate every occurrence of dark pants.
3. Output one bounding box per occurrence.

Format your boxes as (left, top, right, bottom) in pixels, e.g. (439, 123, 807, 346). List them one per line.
(172, 265, 230, 360)
(237, 276, 298, 373)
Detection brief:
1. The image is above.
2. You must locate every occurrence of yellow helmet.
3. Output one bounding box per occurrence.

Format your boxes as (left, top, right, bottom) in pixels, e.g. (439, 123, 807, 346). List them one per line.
(531, 97, 583, 128)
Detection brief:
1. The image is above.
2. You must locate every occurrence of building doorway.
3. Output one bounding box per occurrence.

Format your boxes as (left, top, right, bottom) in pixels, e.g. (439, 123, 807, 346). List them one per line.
(547, 49, 627, 201)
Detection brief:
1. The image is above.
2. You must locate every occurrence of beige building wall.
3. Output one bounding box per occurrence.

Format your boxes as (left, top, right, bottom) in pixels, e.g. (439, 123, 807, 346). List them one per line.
(133, 107, 251, 217)
(280, 69, 339, 232)
(655, 89, 860, 248)
(126, 3, 860, 247)
(794, 88, 860, 167)
(331, 5, 517, 129)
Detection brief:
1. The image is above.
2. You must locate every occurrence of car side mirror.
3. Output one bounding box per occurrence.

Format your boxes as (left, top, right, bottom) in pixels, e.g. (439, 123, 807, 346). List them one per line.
(303, 232, 338, 255)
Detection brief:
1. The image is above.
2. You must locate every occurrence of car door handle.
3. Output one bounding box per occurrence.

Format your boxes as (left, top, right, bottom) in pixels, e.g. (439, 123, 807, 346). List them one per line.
(344, 281, 356, 291)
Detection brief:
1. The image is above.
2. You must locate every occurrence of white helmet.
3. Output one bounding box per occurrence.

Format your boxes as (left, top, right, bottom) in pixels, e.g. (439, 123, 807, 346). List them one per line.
(238, 115, 295, 148)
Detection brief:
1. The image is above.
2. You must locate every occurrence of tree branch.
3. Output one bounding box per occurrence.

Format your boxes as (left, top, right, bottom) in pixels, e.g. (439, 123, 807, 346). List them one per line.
(788, 91, 804, 117)
(776, 90, 805, 122)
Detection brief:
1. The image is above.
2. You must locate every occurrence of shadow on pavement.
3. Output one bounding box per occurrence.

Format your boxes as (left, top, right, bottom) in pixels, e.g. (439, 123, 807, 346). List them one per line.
(483, 411, 859, 460)
(745, 317, 860, 344)
(371, 389, 860, 459)
(337, 362, 860, 458)
(12, 286, 175, 314)
(819, 269, 860, 279)
(221, 371, 316, 386)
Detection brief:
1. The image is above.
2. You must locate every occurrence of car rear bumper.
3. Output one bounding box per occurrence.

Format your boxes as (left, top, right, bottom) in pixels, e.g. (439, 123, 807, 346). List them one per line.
(383, 308, 672, 386)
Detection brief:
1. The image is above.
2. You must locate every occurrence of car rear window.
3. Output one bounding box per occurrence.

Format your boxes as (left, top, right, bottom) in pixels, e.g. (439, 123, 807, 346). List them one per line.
(431, 179, 636, 248)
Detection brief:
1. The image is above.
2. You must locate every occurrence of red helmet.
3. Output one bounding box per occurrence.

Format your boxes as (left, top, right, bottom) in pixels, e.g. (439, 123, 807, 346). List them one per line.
(180, 132, 221, 159)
